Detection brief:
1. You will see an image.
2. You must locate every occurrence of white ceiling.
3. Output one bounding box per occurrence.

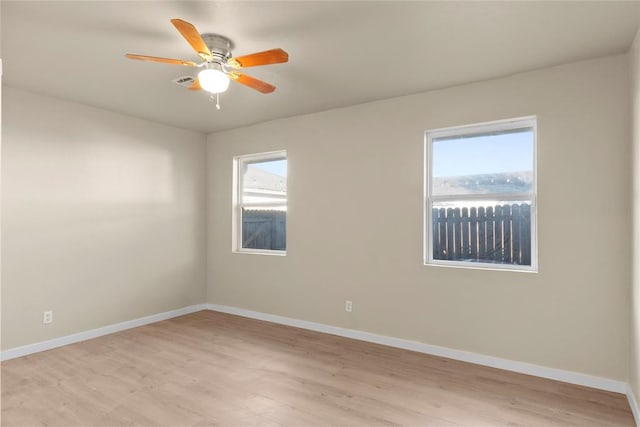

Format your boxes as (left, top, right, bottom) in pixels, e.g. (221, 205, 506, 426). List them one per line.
(2, 1, 639, 134)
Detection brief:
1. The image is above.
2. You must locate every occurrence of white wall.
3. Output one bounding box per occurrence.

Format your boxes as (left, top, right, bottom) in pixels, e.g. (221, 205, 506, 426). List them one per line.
(1, 0, 4, 356)
(630, 27, 640, 406)
(1, 86, 207, 350)
(207, 54, 630, 381)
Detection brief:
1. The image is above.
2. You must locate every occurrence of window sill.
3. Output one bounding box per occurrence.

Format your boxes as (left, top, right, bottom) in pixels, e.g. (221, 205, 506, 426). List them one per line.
(424, 260, 537, 273)
(234, 249, 286, 257)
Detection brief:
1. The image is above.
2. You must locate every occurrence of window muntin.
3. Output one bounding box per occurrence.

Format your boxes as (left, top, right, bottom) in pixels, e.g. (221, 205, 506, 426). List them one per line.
(425, 118, 536, 271)
(235, 151, 287, 254)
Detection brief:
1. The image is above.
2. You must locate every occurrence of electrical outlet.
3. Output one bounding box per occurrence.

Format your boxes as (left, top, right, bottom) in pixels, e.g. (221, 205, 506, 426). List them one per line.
(345, 300, 353, 312)
(43, 310, 53, 324)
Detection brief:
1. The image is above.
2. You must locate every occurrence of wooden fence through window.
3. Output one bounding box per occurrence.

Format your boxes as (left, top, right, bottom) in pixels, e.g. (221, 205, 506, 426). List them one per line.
(242, 209, 286, 251)
(432, 203, 531, 265)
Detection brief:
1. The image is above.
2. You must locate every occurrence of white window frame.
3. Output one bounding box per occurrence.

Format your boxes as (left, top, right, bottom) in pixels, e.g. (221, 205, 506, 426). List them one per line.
(233, 150, 287, 256)
(424, 117, 537, 272)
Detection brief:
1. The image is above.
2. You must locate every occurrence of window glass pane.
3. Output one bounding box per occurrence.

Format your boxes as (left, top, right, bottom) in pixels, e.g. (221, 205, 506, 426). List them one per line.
(237, 154, 287, 252)
(431, 200, 531, 266)
(242, 208, 286, 250)
(242, 158, 287, 205)
(432, 128, 533, 196)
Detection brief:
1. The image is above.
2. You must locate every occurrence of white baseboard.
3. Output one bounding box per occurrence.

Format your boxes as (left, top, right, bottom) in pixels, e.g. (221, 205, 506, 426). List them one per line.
(0, 304, 207, 361)
(628, 384, 640, 426)
(206, 303, 627, 395)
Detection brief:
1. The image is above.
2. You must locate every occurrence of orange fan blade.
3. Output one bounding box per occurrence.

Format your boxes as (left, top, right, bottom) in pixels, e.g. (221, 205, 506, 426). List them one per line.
(188, 78, 202, 91)
(170, 19, 212, 61)
(227, 48, 288, 68)
(228, 72, 276, 94)
(125, 54, 197, 67)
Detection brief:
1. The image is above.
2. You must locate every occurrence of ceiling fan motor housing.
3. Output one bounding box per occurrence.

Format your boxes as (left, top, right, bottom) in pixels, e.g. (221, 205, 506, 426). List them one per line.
(201, 33, 233, 63)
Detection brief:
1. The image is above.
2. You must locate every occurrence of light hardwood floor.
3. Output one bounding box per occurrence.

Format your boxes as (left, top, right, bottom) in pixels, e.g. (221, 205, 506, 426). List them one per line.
(1, 310, 634, 426)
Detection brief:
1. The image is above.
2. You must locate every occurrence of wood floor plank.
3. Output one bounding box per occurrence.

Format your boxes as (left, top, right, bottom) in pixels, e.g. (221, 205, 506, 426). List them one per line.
(1, 310, 634, 426)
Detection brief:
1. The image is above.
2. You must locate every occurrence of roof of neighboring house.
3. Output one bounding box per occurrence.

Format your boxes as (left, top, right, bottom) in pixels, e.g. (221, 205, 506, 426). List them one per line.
(244, 166, 287, 194)
(433, 171, 533, 196)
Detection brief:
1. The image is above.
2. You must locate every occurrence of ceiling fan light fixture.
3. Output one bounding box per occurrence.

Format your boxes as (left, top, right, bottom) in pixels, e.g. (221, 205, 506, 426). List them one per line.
(198, 67, 230, 93)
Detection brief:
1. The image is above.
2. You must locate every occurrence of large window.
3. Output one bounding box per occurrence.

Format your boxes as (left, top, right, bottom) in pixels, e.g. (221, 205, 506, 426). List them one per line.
(425, 117, 537, 271)
(234, 151, 287, 254)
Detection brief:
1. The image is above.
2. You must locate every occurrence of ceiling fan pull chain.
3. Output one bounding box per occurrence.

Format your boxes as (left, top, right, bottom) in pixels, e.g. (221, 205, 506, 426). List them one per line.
(208, 92, 221, 110)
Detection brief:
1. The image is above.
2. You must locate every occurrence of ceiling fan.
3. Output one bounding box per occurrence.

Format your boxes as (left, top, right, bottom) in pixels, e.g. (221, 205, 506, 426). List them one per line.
(126, 19, 288, 108)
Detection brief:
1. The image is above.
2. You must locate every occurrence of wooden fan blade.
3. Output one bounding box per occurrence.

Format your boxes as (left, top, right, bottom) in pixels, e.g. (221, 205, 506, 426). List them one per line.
(170, 19, 212, 61)
(228, 72, 276, 94)
(188, 78, 202, 91)
(227, 48, 288, 68)
(125, 54, 197, 67)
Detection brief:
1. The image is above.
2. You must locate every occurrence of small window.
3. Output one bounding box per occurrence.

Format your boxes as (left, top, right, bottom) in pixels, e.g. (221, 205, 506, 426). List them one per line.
(425, 117, 537, 271)
(234, 151, 287, 254)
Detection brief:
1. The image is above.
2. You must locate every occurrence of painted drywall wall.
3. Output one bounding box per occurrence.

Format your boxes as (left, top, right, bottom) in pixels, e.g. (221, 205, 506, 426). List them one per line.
(630, 27, 640, 407)
(1, 1, 4, 355)
(207, 55, 630, 381)
(1, 86, 206, 350)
